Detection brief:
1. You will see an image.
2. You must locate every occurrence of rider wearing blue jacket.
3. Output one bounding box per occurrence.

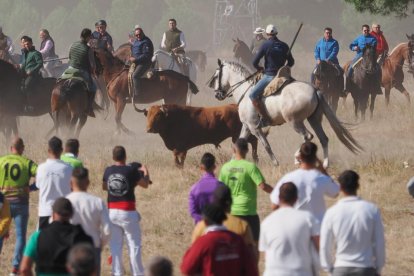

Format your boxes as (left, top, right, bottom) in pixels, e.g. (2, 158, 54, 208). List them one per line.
(130, 27, 154, 97)
(250, 24, 294, 128)
(314, 28, 339, 65)
(348, 24, 377, 77)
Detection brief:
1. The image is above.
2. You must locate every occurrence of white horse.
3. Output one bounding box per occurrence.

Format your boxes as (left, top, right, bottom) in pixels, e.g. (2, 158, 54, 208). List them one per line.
(208, 59, 362, 168)
(152, 49, 197, 82)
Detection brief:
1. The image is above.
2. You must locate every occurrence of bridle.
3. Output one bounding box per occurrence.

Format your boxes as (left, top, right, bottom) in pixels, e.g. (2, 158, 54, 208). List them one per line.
(207, 62, 259, 103)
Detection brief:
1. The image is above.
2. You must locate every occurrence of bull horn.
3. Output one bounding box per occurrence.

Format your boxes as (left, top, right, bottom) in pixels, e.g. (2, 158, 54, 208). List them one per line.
(217, 59, 222, 66)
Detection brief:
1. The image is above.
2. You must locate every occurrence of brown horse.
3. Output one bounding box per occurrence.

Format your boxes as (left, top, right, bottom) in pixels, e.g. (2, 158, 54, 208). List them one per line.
(382, 39, 413, 105)
(232, 38, 255, 72)
(0, 59, 56, 140)
(94, 48, 198, 134)
(313, 61, 344, 114)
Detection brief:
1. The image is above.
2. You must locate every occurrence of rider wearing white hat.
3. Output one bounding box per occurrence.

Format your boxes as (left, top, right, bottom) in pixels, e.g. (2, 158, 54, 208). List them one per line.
(249, 24, 294, 128)
(250, 27, 266, 55)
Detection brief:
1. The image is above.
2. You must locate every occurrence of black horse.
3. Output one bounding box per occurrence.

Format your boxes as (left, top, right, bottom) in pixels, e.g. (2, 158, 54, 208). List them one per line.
(345, 44, 381, 120)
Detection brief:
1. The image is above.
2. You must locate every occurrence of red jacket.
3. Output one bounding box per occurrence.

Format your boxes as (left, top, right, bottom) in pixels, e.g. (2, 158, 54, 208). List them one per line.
(370, 31, 389, 56)
(180, 229, 258, 276)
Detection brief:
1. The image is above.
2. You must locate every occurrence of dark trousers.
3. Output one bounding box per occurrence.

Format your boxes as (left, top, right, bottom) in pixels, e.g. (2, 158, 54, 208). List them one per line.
(235, 214, 260, 241)
(333, 267, 377, 276)
(38, 216, 50, 230)
(132, 63, 151, 96)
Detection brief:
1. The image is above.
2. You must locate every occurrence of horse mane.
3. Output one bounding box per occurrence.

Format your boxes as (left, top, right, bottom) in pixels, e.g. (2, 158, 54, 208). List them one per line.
(117, 43, 131, 50)
(225, 61, 254, 80)
(388, 42, 407, 56)
(100, 48, 125, 68)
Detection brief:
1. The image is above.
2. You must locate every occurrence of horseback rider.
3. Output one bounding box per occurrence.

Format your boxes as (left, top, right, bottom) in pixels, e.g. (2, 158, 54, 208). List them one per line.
(370, 23, 389, 65)
(39, 29, 58, 77)
(250, 27, 266, 55)
(130, 27, 154, 98)
(250, 24, 294, 128)
(92, 20, 114, 53)
(0, 26, 14, 62)
(161, 18, 188, 76)
(348, 24, 377, 78)
(68, 28, 97, 116)
(312, 27, 344, 94)
(18, 36, 43, 112)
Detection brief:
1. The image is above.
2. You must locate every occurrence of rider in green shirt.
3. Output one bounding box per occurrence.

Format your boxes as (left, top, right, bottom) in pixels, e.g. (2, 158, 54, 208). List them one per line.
(60, 139, 83, 169)
(219, 138, 273, 241)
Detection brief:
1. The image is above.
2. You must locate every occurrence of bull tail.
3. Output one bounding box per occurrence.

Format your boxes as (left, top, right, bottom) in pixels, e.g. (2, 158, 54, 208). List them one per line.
(317, 91, 363, 154)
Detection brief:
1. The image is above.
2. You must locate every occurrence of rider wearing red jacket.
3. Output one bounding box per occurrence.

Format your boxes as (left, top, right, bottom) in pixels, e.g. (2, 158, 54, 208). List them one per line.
(370, 23, 389, 59)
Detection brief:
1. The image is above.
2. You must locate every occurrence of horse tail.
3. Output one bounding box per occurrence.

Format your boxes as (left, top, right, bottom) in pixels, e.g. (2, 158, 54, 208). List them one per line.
(317, 90, 363, 154)
(188, 79, 199, 94)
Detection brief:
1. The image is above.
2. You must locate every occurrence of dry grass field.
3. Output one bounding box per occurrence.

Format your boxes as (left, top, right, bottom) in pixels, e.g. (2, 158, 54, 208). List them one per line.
(1, 55, 414, 275)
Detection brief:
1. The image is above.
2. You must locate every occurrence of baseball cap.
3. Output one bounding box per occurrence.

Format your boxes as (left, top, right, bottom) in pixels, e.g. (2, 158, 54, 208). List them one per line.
(266, 24, 278, 35)
(52, 197, 74, 218)
(134, 25, 141, 30)
(407, 177, 414, 197)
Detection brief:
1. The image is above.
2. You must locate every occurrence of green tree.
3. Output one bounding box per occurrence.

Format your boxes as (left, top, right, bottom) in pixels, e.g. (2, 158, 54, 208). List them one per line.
(344, 0, 414, 17)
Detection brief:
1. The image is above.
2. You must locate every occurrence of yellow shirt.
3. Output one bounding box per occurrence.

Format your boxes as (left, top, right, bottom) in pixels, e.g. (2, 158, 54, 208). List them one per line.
(191, 213, 255, 247)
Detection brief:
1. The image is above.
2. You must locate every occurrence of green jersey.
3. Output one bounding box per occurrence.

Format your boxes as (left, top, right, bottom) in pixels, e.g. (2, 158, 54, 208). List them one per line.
(219, 159, 265, 216)
(0, 154, 37, 203)
(60, 153, 83, 169)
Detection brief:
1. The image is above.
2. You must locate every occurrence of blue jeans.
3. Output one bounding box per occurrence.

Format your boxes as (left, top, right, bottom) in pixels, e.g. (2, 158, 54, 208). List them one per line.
(249, 74, 274, 100)
(0, 202, 29, 269)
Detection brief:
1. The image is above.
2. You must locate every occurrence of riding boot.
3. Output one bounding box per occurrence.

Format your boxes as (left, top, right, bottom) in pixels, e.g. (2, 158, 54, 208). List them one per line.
(252, 99, 271, 128)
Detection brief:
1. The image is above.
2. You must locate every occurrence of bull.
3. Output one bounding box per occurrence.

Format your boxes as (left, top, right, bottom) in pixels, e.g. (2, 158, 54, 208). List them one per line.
(144, 104, 262, 167)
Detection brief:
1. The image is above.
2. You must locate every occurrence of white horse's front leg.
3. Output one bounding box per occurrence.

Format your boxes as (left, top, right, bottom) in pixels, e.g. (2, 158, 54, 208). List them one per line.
(239, 123, 251, 139)
(251, 127, 279, 166)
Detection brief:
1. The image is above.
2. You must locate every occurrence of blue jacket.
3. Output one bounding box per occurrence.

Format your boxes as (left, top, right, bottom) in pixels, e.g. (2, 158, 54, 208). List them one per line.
(349, 34, 377, 58)
(92, 31, 113, 50)
(252, 37, 294, 76)
(131, 36, 154, 65)
(314, 38, 339, 64)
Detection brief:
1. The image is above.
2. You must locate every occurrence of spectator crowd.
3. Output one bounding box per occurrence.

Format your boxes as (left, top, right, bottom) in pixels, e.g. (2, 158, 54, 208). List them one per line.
(0, 136, 390, 276)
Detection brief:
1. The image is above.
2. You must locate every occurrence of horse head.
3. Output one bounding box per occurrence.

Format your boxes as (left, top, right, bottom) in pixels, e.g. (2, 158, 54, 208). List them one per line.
(361, 44, 377, 74)
(314, 61, 331, 90)
(232, 38, 249, 60)
(208, 59, 229, 101)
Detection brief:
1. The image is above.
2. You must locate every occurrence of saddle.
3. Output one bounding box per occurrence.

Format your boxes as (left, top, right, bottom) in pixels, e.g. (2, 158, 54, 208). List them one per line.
(60, 67, 91, 91)
(263, 66, 295, 97)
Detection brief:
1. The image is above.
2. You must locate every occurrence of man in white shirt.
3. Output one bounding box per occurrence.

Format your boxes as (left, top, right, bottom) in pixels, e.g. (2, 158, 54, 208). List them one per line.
(320, 170, 385, 276)
(36, 136, 72, 229)
(270, 141, 339, 222)
(260, 182, 320, 276)
(67, 167, 111, 275)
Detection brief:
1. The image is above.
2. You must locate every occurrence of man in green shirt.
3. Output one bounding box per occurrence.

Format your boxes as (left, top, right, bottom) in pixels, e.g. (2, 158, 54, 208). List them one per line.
(0, 137, 37, 276)
(60, 139, 83, 169)
(219, 138, 273, 242)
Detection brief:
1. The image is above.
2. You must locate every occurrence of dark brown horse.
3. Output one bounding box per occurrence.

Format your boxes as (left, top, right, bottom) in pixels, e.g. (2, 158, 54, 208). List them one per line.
(345, 44, 380, 120)
(94, 48, 198, 134)
(381, 38, 414, 105)
(232, 38, 255, 72)
(0, 59, 56, 140)
(313, 61, 344, 113)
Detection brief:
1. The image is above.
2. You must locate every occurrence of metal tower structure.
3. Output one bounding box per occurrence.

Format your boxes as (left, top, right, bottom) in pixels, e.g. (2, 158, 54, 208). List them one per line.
(213, 0, 259, 47)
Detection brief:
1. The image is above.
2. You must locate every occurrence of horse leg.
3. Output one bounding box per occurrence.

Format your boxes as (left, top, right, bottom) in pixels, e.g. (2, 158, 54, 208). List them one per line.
(69, 114, 79, 138)
(179, 151, 187, 168)
(292, 121, 314, 141)
(307, 107, 329, 168)
(75, 114, 87, 138)
(238, 124, 259, 163)
(384, 86, 391, 106)
(250, 127, 279, 166)
(394, 82, 411, 104)
(370, 93, 377, 120)
(353, 95, 359, 121)
(114, 97, 133, 135)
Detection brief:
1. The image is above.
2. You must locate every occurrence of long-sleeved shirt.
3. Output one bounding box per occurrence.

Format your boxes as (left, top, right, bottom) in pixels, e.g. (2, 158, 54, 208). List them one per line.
(188, 172, 223, 223)
(131, 36, 154, 65)
(320, 196, 385, 273)
(370, 31, 389, 56)
(349, 34, 377, 59)
(21, 47, 43, 74)
(314, 37, 339, 64)
(252, 36, 294, 76)
(66, 191, 111, 248)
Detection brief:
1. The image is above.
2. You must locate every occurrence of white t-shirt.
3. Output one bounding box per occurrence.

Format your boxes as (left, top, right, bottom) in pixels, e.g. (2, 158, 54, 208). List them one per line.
(67, 191, 111, 248)
(36, 159, 72, 217)
(270, 168, 339, 222)
(320, 196, 385, 273)
(259, 207, 320, 276)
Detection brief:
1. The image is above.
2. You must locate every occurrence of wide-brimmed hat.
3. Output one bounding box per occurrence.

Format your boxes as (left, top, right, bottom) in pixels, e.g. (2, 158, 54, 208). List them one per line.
(266, 24, 278, 35)
(253, 27, 265, 35)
